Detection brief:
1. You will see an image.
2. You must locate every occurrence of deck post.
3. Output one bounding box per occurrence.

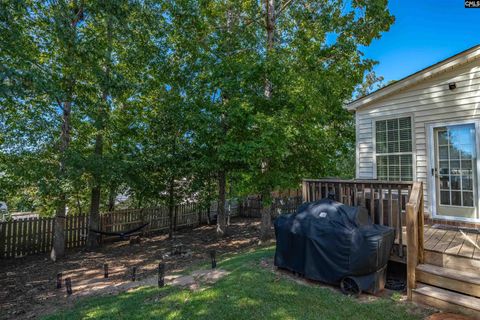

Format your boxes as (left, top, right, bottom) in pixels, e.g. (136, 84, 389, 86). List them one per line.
(405, 181, 423, 300)
(406, 202, 417, 300)
(302, 180, 307, 203)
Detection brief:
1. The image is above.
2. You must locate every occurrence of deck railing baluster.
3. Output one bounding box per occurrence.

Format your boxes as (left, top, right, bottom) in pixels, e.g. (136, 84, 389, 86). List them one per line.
(398, 184, 403, 257)
(370, 183, 375, 221)
(379, 184, 384, 225)
(301, 179, 418, 263)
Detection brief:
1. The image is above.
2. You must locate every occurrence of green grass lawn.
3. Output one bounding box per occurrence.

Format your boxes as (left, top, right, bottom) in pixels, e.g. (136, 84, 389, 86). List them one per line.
(43, 247, 427, 320)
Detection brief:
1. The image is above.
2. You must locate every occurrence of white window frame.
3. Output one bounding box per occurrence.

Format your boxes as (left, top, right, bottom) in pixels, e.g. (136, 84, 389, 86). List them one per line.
(373, 114, 416, 182)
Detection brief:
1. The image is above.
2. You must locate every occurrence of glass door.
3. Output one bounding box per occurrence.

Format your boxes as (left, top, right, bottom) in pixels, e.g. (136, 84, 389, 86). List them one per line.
(434, 123, 477, 219)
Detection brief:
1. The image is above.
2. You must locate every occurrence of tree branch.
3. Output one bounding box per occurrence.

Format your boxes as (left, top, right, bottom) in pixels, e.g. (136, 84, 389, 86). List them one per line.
(277, 0, 295, 16)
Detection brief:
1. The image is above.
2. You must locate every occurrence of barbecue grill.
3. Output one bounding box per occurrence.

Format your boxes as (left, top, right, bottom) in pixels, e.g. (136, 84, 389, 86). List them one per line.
(274, 198, 394, 295)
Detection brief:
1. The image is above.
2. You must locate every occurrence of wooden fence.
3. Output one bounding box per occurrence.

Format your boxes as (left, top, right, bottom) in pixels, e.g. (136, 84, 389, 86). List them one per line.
(0, 196, 302, 259)
(0, 215, 87, 259)
(0, 203, 209, 259)
(99, 203, 210, 242)
(239, 195, 303, 218)
(0, 181, 424, 261)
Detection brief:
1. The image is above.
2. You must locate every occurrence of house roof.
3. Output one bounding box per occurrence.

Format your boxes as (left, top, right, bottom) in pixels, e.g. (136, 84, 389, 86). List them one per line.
(346, 44, 480, 111)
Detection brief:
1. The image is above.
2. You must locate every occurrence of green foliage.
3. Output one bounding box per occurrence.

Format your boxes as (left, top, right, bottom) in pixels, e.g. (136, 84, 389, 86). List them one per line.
(0, 0, 394, 214)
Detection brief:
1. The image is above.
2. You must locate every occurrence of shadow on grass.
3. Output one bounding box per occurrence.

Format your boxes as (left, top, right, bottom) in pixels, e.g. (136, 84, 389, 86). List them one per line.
(43, 247, 426, 320)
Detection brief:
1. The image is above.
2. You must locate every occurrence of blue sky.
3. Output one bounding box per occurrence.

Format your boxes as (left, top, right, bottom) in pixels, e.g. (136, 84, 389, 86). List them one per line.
(363, 0, 480, 83)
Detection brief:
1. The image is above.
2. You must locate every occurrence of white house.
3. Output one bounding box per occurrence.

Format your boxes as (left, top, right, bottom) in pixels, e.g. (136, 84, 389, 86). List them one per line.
(346, 45, 480, 227)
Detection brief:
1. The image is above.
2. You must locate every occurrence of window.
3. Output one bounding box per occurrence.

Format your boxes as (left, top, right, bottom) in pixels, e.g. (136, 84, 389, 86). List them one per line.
(375, 117, 413, 181)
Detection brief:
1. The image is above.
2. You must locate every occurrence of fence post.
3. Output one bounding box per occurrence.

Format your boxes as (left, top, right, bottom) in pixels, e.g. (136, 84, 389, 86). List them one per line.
(140, 208, 145, 236)
(196, 204, 201, 226)
(0, 222, 5, 259)
(158, 263, 165, 287)
(238, 201, 243, 217)
(173, 205, 178, 231)
(56, 272, 63, 289)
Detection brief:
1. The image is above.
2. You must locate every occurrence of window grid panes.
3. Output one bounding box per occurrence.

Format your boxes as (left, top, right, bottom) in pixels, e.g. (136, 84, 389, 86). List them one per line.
(376, 117, 413, 181)
(437, 126, 475, 208)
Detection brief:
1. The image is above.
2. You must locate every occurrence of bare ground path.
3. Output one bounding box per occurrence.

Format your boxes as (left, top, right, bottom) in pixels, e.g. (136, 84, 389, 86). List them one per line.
(0, 218, 262, 320)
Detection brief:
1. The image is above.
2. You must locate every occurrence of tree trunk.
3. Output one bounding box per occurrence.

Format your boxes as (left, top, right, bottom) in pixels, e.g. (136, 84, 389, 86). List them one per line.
(260, 208, 272, 240)
(258, 0, 276, 241)
(75, 193, 82, 215)
(87, 14, 111, 249)
(264, 0, 275, 98)
(50, 0, 83, 261)
(168, 176, 175, 239)
(51, 99, 71, 261)
(167, 131, 178, 239)
(87, 134, 103, 249)
(52, 203, 66, 262)
(227, 179, 233, 226)
(108, 185, 115, 211)
(216, 170, 227, 237)
(86, 84, 106, 249)
(260, 193, 273, 241)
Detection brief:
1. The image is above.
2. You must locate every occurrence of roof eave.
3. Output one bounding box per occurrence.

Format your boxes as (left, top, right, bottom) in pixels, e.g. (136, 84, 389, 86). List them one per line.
(344, 44, 480, 111)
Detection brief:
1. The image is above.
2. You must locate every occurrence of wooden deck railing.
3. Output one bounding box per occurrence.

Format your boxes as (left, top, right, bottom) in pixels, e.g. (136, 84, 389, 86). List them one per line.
(406, 181, 424, 300)
(302, 179, 414, 259)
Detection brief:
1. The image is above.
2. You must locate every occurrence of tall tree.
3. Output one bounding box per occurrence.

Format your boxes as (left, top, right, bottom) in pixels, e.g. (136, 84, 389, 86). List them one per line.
(82, 0, 164, 248)
(1, 0, 86, 259)
(249, 0, 394, 240)
(259, 0, 277, 240)
(51, 0, 84, 259)
(1, 0, 394, 249)
(85, 2, 114, 249)
(184, 0, 263, 237)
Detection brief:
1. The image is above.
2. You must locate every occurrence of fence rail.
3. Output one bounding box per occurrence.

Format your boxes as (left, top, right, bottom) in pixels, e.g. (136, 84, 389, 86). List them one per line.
(99, 204, 210, 241)
(0, 195, 302, 259)
(238, 195, 302, 218)
(0, 182, 425, 261)
(0, 216, 82, 259)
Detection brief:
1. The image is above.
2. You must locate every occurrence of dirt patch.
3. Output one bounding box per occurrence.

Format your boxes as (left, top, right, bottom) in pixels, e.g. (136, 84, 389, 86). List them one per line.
(0, 218, 260, 320)
(59, 268, 230, 296)
(162, 269, 229, 291)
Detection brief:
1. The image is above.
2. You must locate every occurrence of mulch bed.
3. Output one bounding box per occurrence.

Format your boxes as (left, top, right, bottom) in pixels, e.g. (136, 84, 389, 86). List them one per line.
(0, 218, 263, 320)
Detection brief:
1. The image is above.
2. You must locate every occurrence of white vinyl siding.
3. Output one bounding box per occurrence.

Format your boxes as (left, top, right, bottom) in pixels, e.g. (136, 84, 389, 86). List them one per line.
(355, 59, 480, 214)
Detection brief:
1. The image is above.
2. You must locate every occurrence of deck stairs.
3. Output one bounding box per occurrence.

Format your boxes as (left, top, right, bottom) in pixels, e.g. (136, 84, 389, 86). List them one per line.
(412, 252, 480, 318)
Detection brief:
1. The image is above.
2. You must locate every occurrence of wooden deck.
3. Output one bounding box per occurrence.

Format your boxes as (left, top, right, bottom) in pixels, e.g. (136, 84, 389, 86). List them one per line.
(397, 225, 480, 261)
(302, 179, 480, 315)
(302, 179, 480, 316)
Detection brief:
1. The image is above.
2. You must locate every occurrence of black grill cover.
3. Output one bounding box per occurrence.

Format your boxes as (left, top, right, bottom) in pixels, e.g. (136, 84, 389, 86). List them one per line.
(274, 199, 394, 285)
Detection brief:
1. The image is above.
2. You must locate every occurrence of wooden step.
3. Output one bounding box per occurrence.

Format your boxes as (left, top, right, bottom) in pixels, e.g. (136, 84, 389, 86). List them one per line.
(413, 285, 480, 319)
(416, 264, 480, 298)
(424, 250, 480, 274)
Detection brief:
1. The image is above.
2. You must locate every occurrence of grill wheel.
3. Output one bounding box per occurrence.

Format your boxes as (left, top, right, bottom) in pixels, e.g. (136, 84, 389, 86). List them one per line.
(340, 276, 361, 297)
